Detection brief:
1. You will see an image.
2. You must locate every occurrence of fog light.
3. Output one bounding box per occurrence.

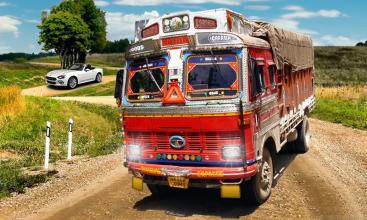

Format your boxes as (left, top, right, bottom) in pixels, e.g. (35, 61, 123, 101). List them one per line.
(128, 144, 141, 160)
(57, 80, 64, 84)
(222, 146, 241, 160)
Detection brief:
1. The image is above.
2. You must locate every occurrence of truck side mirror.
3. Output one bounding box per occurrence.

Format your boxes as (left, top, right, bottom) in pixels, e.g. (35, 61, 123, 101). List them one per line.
(114, 70, 124, 101)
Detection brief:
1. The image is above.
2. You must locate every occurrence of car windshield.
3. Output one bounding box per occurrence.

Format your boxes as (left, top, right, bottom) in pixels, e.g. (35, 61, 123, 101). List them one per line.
(69, 64, 84, 71)
(186, 54, 239, 99)
(127, 59, 166, 101)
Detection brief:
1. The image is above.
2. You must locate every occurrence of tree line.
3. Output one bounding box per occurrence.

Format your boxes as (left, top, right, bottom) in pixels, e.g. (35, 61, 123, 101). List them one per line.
(0, 52, 56, 62)
(356, 41, 367, 47)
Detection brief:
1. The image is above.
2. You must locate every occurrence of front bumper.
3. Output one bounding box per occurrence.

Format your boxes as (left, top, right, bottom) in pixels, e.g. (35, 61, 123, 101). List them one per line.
(45, 78, 67, 86)
(128, 162, 257, 180)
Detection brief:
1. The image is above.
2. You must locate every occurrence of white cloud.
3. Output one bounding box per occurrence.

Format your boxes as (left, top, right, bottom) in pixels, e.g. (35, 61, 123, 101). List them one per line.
(94, 0, 110, 7)
(0, 2, 10, 7)
(106, 10, 159, 40)
(245, 5, 271, 11)
(113, 0, 241, 6)
(281, 5, 342, 19)
(0, 16, 21, 37)
(248, 15, 261, 20)
(283, 5, 304, 11)
(316, 35, 359, 46)
(272, 18, 318, 35)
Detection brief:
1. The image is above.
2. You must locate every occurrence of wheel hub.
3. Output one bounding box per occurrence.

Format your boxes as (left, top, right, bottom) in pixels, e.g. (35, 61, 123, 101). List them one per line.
(260, 161, 271, 191)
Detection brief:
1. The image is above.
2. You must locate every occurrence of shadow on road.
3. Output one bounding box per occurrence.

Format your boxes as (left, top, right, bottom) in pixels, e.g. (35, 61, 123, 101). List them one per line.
(133, 149, 298, 218)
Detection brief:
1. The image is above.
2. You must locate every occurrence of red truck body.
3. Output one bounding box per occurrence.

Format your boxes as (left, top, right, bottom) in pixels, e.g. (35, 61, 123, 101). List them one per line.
(116, 9, 315, 204)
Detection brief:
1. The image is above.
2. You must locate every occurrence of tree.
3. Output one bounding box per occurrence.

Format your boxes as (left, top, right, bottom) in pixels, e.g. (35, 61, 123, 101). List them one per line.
(38, 12, 91, 69)
(51, 0, 107, 55)
(356, 41, 367, 47)
(39, 0, 106, 68)
(100, 39, 130, 53)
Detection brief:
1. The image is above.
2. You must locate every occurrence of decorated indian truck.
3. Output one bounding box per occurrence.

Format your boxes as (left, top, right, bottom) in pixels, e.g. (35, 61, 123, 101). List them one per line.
(114, 8, 315, 204)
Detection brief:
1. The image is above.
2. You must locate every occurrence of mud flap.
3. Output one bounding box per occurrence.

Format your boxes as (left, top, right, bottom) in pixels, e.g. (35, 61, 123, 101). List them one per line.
(220, 184, 241, 199)
(132, 176, 143, 191)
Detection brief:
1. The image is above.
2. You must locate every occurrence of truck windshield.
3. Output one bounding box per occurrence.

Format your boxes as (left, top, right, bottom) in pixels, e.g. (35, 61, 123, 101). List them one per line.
(186, 54, 239, 99)
(127, 59, 166, 101)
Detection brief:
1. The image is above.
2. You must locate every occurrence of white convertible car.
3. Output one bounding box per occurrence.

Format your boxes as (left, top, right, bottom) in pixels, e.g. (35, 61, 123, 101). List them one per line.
(45, 63, 103, 89)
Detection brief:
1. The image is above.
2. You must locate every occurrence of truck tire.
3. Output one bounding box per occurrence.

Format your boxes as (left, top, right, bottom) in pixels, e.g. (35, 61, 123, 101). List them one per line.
(67, 77, 78, 89)
(147, 184, 171, 197)
(244, 147, 273, 205)
(95, 73, 102, 83)
(294, 116, 310, 153)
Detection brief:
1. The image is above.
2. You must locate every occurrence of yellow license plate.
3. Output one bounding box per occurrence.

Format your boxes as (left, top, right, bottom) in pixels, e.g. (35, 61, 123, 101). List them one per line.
(167, 176, 189, 189)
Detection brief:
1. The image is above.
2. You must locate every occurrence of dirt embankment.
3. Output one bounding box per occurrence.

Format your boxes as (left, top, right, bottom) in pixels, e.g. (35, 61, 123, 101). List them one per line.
(0, 119, 366, 220)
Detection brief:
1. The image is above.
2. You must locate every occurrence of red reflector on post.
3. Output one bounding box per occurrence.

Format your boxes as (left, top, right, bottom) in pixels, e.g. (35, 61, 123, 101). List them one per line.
(194, 17, 217, 29)
(161, 36, 189, 47)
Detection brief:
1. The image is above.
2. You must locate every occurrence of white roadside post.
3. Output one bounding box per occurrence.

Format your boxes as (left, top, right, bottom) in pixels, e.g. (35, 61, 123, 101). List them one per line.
(67, 118, 73, 160)
(44, 121, 51, 170)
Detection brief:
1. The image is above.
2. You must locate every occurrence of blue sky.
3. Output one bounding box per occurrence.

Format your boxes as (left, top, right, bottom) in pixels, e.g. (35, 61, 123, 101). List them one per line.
(0, 0, 365, 54)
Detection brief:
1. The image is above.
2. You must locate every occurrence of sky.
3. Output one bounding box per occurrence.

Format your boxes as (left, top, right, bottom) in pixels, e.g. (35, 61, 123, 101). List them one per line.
(0, 0, 365, 54)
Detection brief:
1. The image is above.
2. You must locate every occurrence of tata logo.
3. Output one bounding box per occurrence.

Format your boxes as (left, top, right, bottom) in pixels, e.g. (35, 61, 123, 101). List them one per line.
(169, 135, 186, 149)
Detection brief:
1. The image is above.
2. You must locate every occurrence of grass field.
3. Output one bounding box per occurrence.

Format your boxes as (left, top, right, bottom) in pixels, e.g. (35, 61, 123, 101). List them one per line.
(315, 46, 367, 86)
(312, 86, 367, 129)
(32, 53, 124, 68)
(0, 87, 119, 198)
(0, 62, 54, 89)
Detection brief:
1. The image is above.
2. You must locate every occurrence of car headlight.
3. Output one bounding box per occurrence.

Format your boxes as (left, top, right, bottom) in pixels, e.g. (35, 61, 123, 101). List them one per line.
(57, 75, 66, 79)
(222, 145, 241, 160)
(128, 144, 141, 160)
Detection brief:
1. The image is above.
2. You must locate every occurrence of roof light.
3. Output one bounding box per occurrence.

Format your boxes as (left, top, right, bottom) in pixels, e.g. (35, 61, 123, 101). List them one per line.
(141, 23, 159, 38)
(194, 17, 217, 29)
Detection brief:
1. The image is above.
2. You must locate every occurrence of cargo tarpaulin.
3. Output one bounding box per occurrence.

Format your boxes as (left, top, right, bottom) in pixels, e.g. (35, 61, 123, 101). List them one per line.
(252, 21, 314, 71)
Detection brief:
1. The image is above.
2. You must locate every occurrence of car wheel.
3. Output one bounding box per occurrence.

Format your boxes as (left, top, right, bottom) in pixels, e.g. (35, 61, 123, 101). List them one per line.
(95, 73, 102, 83)
(244, 147, 273, 205)
(67, 77, 78, 89)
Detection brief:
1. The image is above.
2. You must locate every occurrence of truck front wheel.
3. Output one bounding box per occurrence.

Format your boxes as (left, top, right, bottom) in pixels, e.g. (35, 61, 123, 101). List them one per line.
(244, 147, 273, 205)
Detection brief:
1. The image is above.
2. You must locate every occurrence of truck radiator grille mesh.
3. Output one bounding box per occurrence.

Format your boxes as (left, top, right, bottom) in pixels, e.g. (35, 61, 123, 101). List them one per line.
(126, 131, 240, 152)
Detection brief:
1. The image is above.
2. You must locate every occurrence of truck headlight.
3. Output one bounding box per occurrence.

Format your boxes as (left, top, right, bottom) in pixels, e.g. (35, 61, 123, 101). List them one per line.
(222, 146, 241, 160)
(57, 75, 66, 79)
(128, 144, 141, 160)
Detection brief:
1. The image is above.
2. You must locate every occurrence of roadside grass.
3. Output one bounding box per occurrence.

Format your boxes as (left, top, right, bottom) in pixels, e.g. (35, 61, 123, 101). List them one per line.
(0, 95, 120, 198)
(56, 81, 115, 97)
(32, 53, 124, 68)
(0, 62, 53, 89)
(0, 86, 25, 122)
(313, 86, 367, 129)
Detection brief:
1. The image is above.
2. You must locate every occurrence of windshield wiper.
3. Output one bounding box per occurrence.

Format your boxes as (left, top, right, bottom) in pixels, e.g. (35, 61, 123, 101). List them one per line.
(144, 57, 163, 94)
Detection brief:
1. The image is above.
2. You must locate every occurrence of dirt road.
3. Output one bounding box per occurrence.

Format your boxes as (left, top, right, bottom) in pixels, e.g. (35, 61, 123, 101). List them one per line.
(21, 76, 115, 97)
(0, 118, 365, 219)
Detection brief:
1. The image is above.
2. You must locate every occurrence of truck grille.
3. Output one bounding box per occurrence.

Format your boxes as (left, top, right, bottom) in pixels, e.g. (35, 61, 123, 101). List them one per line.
(126, 131, 240, 152)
